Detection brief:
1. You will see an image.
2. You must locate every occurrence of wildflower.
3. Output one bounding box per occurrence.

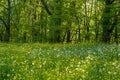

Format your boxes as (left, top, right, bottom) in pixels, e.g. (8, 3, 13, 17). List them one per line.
(24, 60, 27, 63)
(31, 69, 34, 72)
(81, 75, 85, 78)
(66, 67, 69, 71)
(19, 77, 22, 80)
(113, 72, 117, 75)
(7, 74, 10, 77)
(82, 69, 85, 72)
(39, 65, 42, 68)
(68, 71, 72, 74)
(57, 54, 60, 57)
(75, 68, 79, 71)
(12, 69, 15, 71)
(43, 61, 46, 65)
(13, 60, 16, 63)
(32, 62, 35, 65)
(116, 64, 120, 68)
(108, 71, 111, 74)
(78, 61, 81, 65)
(112, 62, 116, 66)
(104, 63, 107, 67)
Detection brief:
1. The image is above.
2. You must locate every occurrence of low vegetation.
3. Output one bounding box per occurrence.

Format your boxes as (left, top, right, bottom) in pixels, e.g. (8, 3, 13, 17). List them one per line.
(0, 43, 120, 80)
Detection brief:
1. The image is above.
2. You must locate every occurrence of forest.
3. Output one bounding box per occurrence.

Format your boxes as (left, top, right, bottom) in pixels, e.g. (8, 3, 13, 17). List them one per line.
(0, 0, 119, 43)
(0, 0, 120, 80)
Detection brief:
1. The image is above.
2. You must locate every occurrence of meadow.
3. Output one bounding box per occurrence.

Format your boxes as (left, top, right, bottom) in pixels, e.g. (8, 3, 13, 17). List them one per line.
(0, 43, 120, 80)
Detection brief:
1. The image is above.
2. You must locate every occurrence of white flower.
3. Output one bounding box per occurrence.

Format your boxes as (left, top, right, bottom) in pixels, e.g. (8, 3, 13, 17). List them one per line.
(113, 72, 117, 75)
(116, 64, 120, 68)
(82, 69, 85, 72)
(32, 62, 35, 65)
(39, 65, 42, 68)
(104, 64, 107, 67)
(31, 69, 34, 72)
(7, 74, 10, 77)
(75, 68, 79, 71)
(78, 61, 81, 65)
(12, 69, 14, 71)
(81, 75, 85, 78)
(66, 67, 69, 71)
(108, 71, 111, 74)
(68, 71, 72, 74)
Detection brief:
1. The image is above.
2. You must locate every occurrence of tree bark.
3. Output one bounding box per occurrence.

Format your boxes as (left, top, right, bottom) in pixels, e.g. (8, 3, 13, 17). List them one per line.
(0, 0, 11, 42)
(102, 0, 115, 43)
(41, 0, 52, 15)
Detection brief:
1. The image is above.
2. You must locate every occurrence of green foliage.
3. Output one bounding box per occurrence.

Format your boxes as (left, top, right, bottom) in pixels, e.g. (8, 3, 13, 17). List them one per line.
(0, 0, 119, 43)
(0, 43, 120, 79)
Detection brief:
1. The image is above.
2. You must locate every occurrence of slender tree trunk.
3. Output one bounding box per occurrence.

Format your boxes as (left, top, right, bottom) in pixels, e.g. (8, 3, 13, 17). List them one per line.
(84, 0, 90, 41)
(94, 0, 99, 42)
(115, 25, 118, 44)
(114, 11, 119, 44)
(102, 4, 111, 43)
(50, 0, 62, 43)
(102, 0, 115, 43)
(5, 0, 11, 42)
(66, 29, 71, 43)
(0, 33, 3, 41)
(78, 27, 81, 42)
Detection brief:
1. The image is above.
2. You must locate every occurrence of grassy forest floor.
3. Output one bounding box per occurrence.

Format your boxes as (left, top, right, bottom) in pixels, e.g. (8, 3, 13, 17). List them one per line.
(0, 43, 120, 80)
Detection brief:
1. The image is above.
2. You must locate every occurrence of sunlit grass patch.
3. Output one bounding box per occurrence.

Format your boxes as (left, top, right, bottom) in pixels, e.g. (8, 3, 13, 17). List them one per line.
(0, 43, 120, 80)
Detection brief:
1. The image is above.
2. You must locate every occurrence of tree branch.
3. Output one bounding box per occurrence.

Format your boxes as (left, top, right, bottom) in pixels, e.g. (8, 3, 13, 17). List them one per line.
(110, 0, 115, 4)
(0, 17, 7, 28)
(40, 0, 52, 15)
(0, 3, 7, 9)
(109, 12, 118, 33)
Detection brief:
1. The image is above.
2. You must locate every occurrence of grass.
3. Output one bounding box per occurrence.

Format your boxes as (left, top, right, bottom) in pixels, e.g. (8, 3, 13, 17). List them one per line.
(0, 43, 120, 80)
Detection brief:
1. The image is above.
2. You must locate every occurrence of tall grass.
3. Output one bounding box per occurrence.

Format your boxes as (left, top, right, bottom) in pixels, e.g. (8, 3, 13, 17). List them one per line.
(0, 43, 120, 80)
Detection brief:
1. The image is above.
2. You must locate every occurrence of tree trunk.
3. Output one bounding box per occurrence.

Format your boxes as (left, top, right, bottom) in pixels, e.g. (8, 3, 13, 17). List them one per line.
(84, 0, 90, 41)
(5, 0, 11, 42)
(102, 0, 115, 43)
(66, 29, 71, 43)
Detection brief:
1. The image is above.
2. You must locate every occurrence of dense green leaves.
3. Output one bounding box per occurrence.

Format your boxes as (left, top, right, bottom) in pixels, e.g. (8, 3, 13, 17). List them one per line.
(0, 0, 119, 43)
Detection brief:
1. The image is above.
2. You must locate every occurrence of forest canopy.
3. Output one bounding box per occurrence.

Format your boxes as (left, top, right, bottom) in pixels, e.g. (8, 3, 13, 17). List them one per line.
(0, 0, 120, 43)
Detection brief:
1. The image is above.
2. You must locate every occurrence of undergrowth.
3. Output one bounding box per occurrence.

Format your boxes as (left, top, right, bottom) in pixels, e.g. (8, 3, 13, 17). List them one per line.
(0, 43, 120, 80)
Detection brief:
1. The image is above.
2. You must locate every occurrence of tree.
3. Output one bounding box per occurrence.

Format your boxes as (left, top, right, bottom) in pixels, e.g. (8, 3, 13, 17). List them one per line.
(101, 0, 119, 43)
(0, 0, 11, 42)
(0, 0, 119, 43)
